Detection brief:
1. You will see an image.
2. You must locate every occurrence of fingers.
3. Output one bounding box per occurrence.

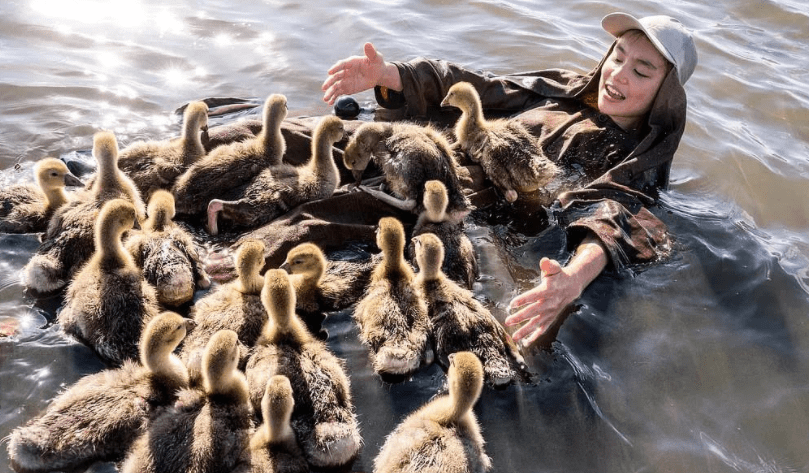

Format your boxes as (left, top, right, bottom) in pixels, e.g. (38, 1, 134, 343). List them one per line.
(539, 256, 562, 276)
(505, 298, 541, 326)
(510, 311, 552, 345)
(363, 42, 379, 61)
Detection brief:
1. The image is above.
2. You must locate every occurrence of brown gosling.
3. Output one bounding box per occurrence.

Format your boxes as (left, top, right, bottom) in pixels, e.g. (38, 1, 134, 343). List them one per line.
(373, 351, 492, 473)
(413, 232, 526, 388)
(245, 269, 361, 470)
(125, 189, 210, 307)
(7, 312, 193, 473)
(114, 101, 209, 200)
(354, 217, 431, 380)
(206, 115, 344, 235)
(281, 241, 370, 339)
(244, 375, 309, 473)
(21, 131, 147, 294)
(408, 179, 479, 289)
(282, 242, 380, 315)
(343, 121, 471, 221)
(120, 329, 253, 473)
(57, 198, 161, 366)
(0, 157, 83, 234)
(179, 239, 267, 386)
(172, 94, 288, 219)
(441, 81, 559, 203)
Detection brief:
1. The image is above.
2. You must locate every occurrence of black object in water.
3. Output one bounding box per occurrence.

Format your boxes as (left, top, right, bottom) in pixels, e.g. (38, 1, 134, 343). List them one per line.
(334, 96, 360, 119)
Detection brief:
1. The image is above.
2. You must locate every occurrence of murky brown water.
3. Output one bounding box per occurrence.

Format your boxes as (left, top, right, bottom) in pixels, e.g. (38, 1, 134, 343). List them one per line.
(1, 1, 808, 472)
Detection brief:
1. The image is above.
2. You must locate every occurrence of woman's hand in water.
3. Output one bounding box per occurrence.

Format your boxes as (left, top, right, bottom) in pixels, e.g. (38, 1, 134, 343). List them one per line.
(322, 42, 402, 105)
(505, 237, 609, 347)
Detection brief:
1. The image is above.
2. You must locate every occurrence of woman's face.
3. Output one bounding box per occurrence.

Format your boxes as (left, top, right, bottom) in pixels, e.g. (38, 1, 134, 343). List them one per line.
(598, 32, 669, 131)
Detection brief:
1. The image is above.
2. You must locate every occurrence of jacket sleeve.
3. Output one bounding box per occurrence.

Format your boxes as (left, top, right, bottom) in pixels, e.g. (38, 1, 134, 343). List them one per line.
(374, 57, 573, 116)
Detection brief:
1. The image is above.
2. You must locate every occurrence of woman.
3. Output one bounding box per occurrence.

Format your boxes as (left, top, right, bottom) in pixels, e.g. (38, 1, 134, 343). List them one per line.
(322, 13, 698, 347)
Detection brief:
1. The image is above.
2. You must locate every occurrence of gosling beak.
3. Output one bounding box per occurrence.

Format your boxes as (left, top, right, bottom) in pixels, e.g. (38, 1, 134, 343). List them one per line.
(351, 169, 365, 184)
(279, 262, 291, 273)
(63, 172, 84, 187)
(184, 318, 197, 331)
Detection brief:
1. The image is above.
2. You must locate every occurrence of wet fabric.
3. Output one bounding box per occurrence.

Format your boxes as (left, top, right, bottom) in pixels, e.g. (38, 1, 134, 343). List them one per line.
(376, 42, 688, 269)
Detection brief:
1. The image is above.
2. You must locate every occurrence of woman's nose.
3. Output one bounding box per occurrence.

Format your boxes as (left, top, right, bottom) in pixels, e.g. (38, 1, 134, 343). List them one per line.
(612, 63, 630, 83)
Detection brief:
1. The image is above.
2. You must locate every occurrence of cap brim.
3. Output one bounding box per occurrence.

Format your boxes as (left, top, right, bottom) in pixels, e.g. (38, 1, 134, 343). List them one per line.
(601, 12, 676, 67)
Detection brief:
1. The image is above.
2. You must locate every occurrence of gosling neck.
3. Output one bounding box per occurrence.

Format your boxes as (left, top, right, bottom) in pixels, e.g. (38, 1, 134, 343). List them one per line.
(259, 116, 285, 163)
(264, 408, 295, 445)
(43, 186, 68, 212)
(379, 243, 410, 280)
(96, 224, 133, 270)
(181, 118, 206, 166)
(143, 346, 189, 389)
(417, 258, 442, 282)
(263, 310, 312, 347)
(145, 208, 171, 233)
(208, 371, 250, 405)
(309, 131, 340, 186)
(456, 98, 486, 145)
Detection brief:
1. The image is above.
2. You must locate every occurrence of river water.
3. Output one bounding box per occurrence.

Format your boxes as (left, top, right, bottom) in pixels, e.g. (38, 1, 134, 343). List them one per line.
(1, 1, 808, 472)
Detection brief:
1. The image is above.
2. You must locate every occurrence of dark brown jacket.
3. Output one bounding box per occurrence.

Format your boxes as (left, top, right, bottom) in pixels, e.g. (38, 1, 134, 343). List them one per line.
(374, 44, 688, 269)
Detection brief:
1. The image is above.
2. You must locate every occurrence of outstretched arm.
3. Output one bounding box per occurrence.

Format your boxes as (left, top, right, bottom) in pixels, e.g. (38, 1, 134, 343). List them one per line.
(321, 42, 403, 105)
(505, 235, 608, 347)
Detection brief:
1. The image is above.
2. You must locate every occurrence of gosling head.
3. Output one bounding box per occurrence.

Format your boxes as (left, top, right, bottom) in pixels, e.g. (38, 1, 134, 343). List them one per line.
(422, 180, 449, 222)
(281, 243, 326, 282)
(234, 239, 265, 294)
(343, 122, 384, 182)
(34, 157, 83, 191)
(263, 94, 288, 129)
(139, 311, 194, 370)
(202, 329, 242, 396)
(315, 115, 345, 146)
(92, 130, 120, 173)
(376, 217, 406, 258)
(447, 351, 484, 416)
(144, 190, 175, 231)
(183, 101, 209, 135)
(440, 81, 480, 113)
(412, 232, 444, 280)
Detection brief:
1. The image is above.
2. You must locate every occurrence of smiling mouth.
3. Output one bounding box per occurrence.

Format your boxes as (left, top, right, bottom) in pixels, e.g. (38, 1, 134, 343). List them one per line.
(605, 84, 625, 100)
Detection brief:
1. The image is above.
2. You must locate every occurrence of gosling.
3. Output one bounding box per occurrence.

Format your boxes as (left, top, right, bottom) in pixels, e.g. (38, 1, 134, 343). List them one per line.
(414, 232, 526, 388)
(243, 375, 309, 473)
(354, 217, 431, 380)
(245, 269, 362, 471)
(0, 157, 82, 234)
(172, 94, 288, 219)
(373, 351, 492, 473)
(7, 312, 193, 473)
(179, 239, 267, 385)
(120, 329, 253, 473)
(441, 81, 559, 203)
(57, 198, 161, 366)
(205, 115, 344, 235)
(125, 189, 210, 307)
(343, 121, 471, 221)
(407, 179, 479, 289)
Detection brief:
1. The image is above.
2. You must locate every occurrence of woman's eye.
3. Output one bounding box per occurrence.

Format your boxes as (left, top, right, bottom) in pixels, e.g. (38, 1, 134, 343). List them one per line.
(634, 70, 649, 78)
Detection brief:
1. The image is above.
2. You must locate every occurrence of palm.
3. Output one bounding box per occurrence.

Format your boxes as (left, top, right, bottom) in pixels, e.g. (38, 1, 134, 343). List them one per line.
(322, 42, 385, 104)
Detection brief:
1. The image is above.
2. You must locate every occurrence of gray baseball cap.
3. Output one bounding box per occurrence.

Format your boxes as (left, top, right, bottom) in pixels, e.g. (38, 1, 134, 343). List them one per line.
(602, 12, 698, 86)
